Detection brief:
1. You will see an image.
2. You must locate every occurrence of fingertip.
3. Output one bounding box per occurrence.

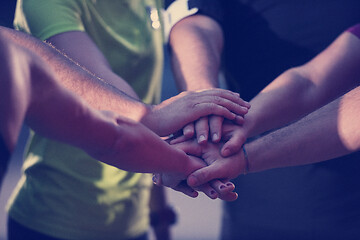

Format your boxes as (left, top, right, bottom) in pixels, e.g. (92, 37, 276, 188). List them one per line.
(208, 190, 218, 199)
(183, 127, 194, 138)
(190, 190, 199, 198)
(197, 134, 207, 144)
(187, 175, 198, 187)
(221, 147, 232, 157)
(212, 133, 220, 142)
(226, 182, 235, 190)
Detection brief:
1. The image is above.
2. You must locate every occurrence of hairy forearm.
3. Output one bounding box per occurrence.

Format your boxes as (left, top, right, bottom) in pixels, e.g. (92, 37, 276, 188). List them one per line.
(247, 86, 360, 173)
(0, 26, 150, 122)
(169, 15, 223, 91)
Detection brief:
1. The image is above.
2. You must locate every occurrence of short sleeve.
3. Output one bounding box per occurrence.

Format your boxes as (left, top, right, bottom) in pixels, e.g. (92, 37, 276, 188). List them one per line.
(165, 0, 223, 25)
(14, 0, 85, 40)
(188, 0, 224, 25)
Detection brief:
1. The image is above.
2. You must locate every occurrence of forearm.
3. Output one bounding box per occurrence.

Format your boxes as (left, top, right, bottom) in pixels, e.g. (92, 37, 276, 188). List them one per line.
(0, 26, 150, 121)
(246, 31, 360, 138)
(169, 14, 223, 91)
(246, 86, 360, 173)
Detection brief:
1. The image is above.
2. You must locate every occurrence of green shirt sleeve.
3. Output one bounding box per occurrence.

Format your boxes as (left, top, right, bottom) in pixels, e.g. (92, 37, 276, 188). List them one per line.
(14, 0, 85, 40)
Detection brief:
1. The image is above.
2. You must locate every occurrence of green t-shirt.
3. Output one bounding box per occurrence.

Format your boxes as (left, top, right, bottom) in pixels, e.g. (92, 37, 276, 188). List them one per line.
(8, 0, 164, 239)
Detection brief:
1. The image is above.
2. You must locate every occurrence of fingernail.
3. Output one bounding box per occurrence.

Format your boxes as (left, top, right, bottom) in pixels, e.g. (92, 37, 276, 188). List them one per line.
(220, 184, 226, 189)
(212, 133, 219, 142)
(226, 183, 233, 187)
(198, 135, 206, 144)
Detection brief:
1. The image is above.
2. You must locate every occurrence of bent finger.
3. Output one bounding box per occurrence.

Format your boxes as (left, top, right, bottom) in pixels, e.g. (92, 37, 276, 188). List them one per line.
(172, 181, 199, 198)
(209, 180, 238, 201)
(194, 183, 218, 200)
(196, 89, 250, 109)
(187, 164, 225, 188)
(221, 132, 245, 157)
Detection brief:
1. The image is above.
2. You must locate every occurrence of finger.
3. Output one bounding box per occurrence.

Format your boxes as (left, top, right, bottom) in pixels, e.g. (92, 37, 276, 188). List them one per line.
(171, 140, 202, 157)
(196, 89, 251, 109)
(221, 132, 245, 157)
(209, 180, 238, 201)
(187, 164, 224, 188)
(210, 180, 235, 194)
(172, 181, 199, 198)
(218, 191, 238, 202)
(209, 116, 224, 142)
(169, 135, 189, 145)
(193, 103, 237, 121)
(183, 123, 195, 138)
(195, 117, 209, 144)
(195, 99, 249, 117)
(194, 183, 218, 200)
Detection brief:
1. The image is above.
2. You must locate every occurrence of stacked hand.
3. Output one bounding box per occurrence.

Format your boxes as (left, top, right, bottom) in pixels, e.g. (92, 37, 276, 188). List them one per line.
(154, 118, 251, 202)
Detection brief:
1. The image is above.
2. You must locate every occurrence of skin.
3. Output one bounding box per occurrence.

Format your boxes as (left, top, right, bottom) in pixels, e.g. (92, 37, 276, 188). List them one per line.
(0, 36, 202, 179)
(186, 87, 360, 186)
(0, 26, 250, 137)
(168, 15, 251, 143)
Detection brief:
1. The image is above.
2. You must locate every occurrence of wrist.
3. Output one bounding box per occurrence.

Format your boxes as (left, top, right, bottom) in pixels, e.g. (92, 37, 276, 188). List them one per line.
(242, 144, 250, 175)
(139, 104, 159, 134)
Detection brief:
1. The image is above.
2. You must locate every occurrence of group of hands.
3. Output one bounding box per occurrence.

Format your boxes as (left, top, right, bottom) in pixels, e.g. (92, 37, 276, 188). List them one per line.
(88, 88, 252, 202)
(152, 88, 252, 202)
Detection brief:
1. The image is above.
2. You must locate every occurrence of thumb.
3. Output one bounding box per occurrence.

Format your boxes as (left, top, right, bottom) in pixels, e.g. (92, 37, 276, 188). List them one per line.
(221, 133, 244, 157)
(187, 164, 224, 187)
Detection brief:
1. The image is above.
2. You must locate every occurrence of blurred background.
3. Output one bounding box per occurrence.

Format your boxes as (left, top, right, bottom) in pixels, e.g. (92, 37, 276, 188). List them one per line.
(0, 1, 224, 235)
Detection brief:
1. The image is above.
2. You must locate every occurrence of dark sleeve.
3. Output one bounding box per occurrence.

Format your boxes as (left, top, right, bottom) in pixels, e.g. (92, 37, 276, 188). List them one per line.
(347, 23, 360, 39)
(165, 0, 224, 25)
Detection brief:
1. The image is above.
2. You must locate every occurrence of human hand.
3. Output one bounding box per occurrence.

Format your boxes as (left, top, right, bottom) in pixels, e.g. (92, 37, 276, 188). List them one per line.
(142, 88, 250, 137)
(154, 164, 238, 202)
(220, 120, 249, 157)
(170, 118, 249, 158)
(178, 138, 246, 189)
(169, 96, 250, 145)
(85, 112, 204, 175)
(155, 138, 239, 201)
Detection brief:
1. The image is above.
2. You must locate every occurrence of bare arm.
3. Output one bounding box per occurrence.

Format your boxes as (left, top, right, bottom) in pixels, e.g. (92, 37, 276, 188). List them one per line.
(247, 87, 360, 173)
(169, 14, 250, 142)
(0, 33, 210, 185)
(186, 86, 360, 187)
(221, 30, 360, 156)
(169, 14, 223, 91)
(0, 26, 248, 137)
(244, 31, 360, 139)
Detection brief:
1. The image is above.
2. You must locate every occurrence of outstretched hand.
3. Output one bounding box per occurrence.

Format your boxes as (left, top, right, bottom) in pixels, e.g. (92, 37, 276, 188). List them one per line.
(142, 88, 250, 137)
